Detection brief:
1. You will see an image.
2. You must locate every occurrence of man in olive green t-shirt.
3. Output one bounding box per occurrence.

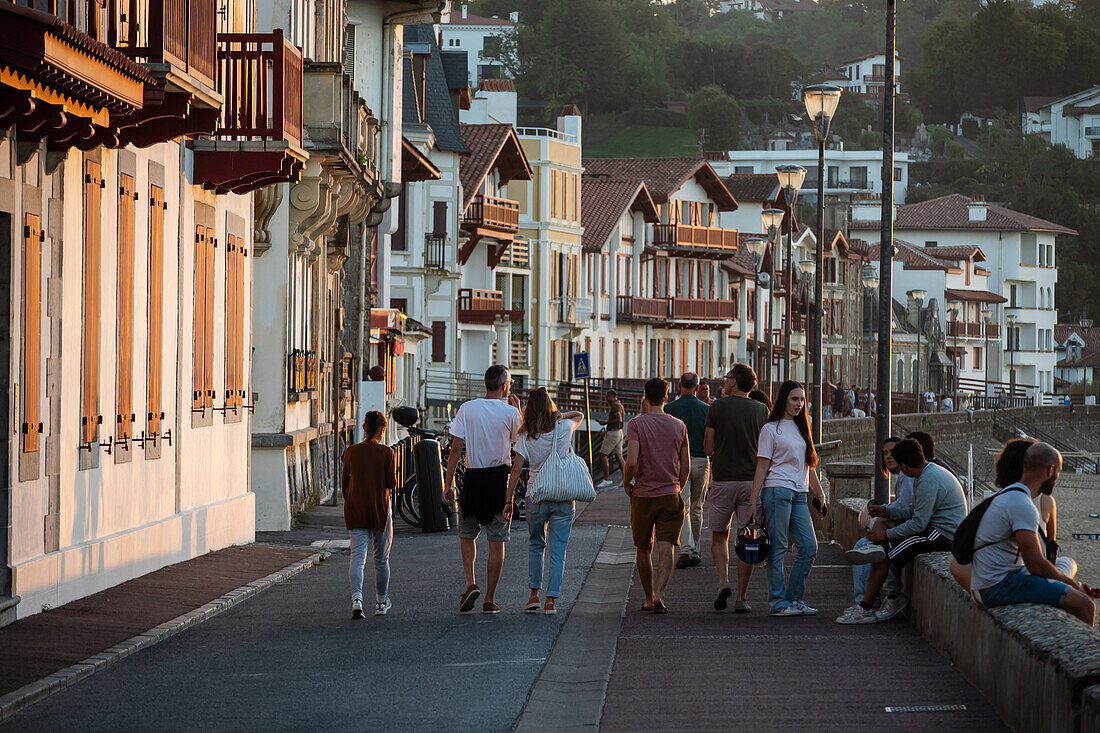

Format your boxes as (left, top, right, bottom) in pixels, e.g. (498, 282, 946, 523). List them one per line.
(704, 364, 769, 613)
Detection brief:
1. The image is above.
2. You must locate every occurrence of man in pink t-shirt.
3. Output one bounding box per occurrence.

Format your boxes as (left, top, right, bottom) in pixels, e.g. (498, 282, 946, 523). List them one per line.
(624, 378, 690, 614)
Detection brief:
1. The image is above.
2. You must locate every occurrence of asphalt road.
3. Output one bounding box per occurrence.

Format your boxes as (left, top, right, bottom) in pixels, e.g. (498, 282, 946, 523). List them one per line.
(3, 521, 607, 733)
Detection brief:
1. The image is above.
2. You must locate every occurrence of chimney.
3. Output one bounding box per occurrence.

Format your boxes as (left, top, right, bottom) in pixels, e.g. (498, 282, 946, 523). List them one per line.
(509, 11, 519, 22)
(850, 194, 879, 223)
(461, 4, 467, 19)
(557, 104, 582, 143)
(968, 197, 987, 222)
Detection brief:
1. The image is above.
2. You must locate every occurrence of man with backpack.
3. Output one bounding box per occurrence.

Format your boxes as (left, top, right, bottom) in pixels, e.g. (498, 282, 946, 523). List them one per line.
(964, 443, 1094, 625)
(837, 438, 967, 624)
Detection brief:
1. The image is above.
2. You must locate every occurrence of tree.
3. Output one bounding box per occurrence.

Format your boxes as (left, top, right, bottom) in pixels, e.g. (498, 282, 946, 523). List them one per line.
(690, 86, 742, 150)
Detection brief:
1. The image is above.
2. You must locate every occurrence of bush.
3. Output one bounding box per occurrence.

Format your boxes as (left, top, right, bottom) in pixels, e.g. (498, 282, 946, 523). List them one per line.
(740, 97, 800, 125)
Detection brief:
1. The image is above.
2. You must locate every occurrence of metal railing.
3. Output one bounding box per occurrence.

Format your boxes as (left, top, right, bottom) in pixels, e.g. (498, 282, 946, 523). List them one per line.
(515, 127, 578, 143)
(993, 410, 1097, 473)
(214, 31, 302, 147)
(559, 296, 592, 325)
(827, 178, 873, 190)
(424, 233, 445, 269)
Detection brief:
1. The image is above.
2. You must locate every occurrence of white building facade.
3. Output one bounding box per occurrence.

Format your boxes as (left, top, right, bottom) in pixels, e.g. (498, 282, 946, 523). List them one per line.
(439, 4, 517, 88)
(1023, 86, 1100, 160)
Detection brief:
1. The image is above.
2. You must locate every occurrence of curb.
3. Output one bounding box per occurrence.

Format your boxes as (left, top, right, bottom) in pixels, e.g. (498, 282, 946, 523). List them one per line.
(0, 551, 324, 722)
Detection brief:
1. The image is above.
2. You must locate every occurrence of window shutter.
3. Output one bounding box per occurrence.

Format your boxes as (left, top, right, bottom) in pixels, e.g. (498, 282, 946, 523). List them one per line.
(432, 201, 448, 236)
(342, 24, 355, 77)
(148, 185, 165, 435)
(392, 184, 407, 251)
(205, 228, 215, 408)
(82, 160, 102, 444)
(117, 174, 136, 441)
(431, 321, 446, 362)
(193, 225, 207, 411)
(225, 234, 237, 409)
(21, 213, 42, 453)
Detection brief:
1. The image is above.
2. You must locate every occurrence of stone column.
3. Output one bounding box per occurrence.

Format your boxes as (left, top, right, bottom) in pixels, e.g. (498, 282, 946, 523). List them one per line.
(822, 461, 876, 547)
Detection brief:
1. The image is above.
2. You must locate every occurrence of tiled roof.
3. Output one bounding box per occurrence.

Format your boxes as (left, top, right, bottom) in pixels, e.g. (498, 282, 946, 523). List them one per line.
(724, 174, 779, 203)
(581, 157, 738, 209)
(850, 193, 1077, 235)
(459, 124, 533, 210)
(1056, 324, 1100, 350)
(867, 238, 949, 270)
(922, 245, 985, 263)
(943, 288, 1006, 304)
(443, 11, 515, 25)
(478, 78, 515, 92)
(1058, 347, 1100, 368)
(440, 50, 469, 90)
(580, 178, 658, 252)
(1023, 96, 1058, 113)
(403, 26, 468, 154)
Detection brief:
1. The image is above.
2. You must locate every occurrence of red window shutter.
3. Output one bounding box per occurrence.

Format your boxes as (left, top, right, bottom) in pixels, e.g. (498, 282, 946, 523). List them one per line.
(148, 185, 165, 435)
(83, 161, 102, 444)
(22, 213, 42, 453)
(117, 174, 136, 441)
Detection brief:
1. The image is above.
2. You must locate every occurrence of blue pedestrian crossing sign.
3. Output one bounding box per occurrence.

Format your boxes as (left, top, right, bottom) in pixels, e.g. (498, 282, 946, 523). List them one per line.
(573, 352, 591, 380)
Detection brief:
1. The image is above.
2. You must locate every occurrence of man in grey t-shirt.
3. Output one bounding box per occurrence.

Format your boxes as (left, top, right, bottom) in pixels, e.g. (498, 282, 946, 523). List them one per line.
(969, 443, 1094, 625)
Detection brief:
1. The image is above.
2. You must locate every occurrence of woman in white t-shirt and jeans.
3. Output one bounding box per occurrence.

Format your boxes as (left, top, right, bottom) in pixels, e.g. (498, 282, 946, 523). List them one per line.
(750, 380, 828, 616)
(508, 388, 583, 615)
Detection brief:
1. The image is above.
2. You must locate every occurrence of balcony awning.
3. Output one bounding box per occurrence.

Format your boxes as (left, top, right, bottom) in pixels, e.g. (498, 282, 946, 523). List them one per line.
(944, 288, 1007, 304)
(370, 308, 406, 333)
(402, 136, 442, 182)
(929, 350, 953, 366)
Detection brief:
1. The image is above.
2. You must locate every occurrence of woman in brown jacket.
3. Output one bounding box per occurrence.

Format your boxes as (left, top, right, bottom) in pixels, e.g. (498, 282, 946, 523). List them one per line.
(343, 411, 396, 618)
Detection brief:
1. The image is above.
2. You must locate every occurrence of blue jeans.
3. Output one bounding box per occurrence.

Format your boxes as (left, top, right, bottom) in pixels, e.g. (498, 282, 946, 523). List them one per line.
(763, 486, 818, 612)
(977, 567, 1070, 609)
(349, 521, 392, 603)
(851, 534, 900, 605)
(527, 500, 575, 598)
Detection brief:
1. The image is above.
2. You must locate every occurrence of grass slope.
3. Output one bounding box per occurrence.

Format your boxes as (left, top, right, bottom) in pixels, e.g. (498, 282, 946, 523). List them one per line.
(584, 125, 699, 158)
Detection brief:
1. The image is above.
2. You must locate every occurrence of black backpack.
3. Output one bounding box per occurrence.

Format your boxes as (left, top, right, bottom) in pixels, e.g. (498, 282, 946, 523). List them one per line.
(951, 485, 1029, 564)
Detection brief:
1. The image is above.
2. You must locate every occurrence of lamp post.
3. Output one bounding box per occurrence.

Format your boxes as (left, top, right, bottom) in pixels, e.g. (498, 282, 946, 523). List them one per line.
(745, 236, 767, 379)
(799, 259, 816, 385)
(908, 289, 926, 412)
(948, 304, 960, 409)
(762, 208, 784, 395)
(863, 265, 879, 412)
(803, 84, 841, 445)
(982, 306, 993, 404)
(776, 165, 806, 382)
(1006, 313, 1018, 399)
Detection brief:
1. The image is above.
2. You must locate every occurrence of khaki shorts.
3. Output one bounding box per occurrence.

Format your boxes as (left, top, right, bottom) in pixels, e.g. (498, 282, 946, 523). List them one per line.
(630, 493, 685, 548)
(708, 480, 755, 533)
(599, 429, 623, 456)
(458, 511, 510, 542)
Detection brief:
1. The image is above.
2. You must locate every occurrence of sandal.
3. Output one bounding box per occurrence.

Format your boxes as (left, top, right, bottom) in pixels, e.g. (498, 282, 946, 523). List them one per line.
(651, 600, 668, 614)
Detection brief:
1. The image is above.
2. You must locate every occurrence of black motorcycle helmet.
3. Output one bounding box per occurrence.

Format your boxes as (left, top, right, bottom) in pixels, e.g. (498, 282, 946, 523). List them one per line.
(735, 523, 770, 565)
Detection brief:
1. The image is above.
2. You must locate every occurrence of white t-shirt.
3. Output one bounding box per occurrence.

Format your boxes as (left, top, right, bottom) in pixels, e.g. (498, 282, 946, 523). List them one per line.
(970, 484, 1041, 592)
(449, 398, 521, 469)
(757, 420, 810, 492)
(940, 396, 954, 412)
(924, 391, 936, 407)
(513, 416, 582, 487)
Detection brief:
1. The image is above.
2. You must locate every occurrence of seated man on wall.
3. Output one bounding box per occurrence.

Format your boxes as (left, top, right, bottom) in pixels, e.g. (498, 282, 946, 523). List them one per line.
(837, 439, 968, 625)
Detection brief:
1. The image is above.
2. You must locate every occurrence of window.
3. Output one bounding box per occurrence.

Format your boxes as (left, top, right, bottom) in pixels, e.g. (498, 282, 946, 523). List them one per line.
(193, 224, 215, 412)
(925, 240, 937, 247)
(21, 213, 42, 452)
(894, 167, 902, 182)
(850, 166, 868, 187)
(147, 185, 165, 436)
(225, 234, 247, 411)
(82, 160, 103, 445)
(734, 166, 753, 174)
(116, 173, 136, 441)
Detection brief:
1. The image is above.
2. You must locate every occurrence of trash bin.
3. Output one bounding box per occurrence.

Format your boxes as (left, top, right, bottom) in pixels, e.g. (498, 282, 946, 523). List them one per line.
(413, 438, 450, 533)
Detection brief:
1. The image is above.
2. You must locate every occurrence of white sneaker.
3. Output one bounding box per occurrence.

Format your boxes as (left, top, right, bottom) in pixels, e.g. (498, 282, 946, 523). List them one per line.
(770, 605, 803, 617)
(792, 601, 819, 616)
(875, 595, 907, 621)
(375, 599, 392, 616)
(836, 604, 878, 624)
(596, 479, 613, 488)
(845, 543, 887, 565)
(351, 599, 364, 619)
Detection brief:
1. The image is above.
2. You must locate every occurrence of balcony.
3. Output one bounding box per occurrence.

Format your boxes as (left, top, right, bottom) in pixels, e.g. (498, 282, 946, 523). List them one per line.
(458, 288, 523, 325)
(1085, 126, 1100, 138)
(425, 233, 446, 269)
(947, 321, 1001, 340)
(192, 30, 307, 195)
(459, 194, 521, 265)
(652, 223, 738, 259)
(617, 295, 669, 322)
(494, 239, 530, 268)
(510, 341, 529, 370)
(827, 178, 873, 191)
(559, 296, 593, 326)
(670, 298, 737, 326)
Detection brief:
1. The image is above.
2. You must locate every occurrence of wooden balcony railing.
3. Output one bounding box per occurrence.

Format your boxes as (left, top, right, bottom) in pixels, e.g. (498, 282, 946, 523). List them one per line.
(458, 288, 523, 324)
(947, 321, 997, 339)
(114, 0, 217, 88)
(652, 223, 738, 258)
(214, 31, 302, 146)
(463, 194, 520, 234)
(510, 341, 529, 370)
(670, 298, 737, 322)
(497, 239, 530, 268)
(616, 295, 669, 321)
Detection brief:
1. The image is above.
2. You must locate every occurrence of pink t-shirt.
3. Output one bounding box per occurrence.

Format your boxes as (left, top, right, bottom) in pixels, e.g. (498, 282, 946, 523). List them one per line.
(625, 412, 688, 498)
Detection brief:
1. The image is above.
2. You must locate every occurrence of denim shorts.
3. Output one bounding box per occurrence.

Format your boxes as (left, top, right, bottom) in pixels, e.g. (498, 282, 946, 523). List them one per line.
(975, 567, 1070, 609)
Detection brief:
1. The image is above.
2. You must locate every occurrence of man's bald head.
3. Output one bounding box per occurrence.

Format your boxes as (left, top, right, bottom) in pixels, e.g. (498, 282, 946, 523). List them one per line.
(1024, 442, 1062, 472)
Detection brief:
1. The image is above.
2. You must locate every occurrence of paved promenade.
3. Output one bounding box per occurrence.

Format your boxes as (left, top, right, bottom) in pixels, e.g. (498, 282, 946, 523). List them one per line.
(2, 490, 1010, 730)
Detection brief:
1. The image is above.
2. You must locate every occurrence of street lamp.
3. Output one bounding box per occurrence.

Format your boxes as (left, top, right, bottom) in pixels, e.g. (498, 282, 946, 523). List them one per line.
(863, 265, 880, 413)
(908, 289, 927, 412)
(803, 83, 842, 444)
(948, 304, 960, 409)
(1006, 313, 1018, 399)
(798, 258, 815, 384)
(776, 165, 805, 381)
(982, 306, 993, 403)
(745, 236, 767, 380)
(762, 208, 784, 395)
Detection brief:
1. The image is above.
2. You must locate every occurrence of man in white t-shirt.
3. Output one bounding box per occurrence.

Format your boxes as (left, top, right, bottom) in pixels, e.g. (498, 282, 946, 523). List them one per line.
(444, 365, 522, 615)
(923, 389, 936, 413)
(968, 442, 1094, 625)
(940, 395, 954, 412)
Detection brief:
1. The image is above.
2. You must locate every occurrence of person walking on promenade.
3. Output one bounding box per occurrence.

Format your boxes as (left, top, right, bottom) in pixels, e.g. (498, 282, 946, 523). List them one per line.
(750, 380, 828, 616)
(508, 389, 584, 615)
(596, 389, 626, 489)
(444, 365, 522, 614)
(624, 378, 689, 614)
(706, 364, 769, 613)
(831, 383, 845, 419)
(666, 372, 711, 569)
(342, 410, 396, 618)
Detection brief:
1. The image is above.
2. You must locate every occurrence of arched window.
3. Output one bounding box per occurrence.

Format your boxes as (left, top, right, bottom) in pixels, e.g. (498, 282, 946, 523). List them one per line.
(896, 358, 905, 392)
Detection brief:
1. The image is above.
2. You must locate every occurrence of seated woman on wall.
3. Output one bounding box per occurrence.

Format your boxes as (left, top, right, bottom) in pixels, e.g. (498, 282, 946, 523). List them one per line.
(949, 438, 1078, 590)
